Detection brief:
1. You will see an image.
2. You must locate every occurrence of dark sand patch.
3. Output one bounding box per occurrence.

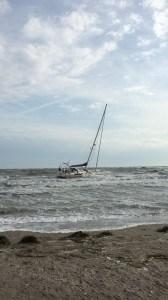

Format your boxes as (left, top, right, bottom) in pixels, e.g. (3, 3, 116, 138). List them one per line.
(0, 235, 10, 246)
(66, 231, 89, 242)
(157, 225, 168, 233)
(18, 235, 39, 244)
(95, 230, 112, 238)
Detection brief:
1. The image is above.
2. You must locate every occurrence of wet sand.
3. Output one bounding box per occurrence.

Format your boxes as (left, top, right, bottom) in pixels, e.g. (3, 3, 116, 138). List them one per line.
(0, 224, 168, 300)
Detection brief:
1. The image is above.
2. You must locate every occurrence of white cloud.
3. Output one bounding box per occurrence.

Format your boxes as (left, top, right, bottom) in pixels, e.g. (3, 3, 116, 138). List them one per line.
(160, 41, 168, 48)
(0, 35, 6, 58)
(107, 25, 132, 39)
(0, 1, 165, 107)
(23, 10, 102, 44)
(153, 9, 168, 39)
(144, 0, 167, 10)
(69, 41, 117, 77)
(0, 9, 118, 100)
(125, 85, 154, 95)
(104, 0, 132, 9)
(107, 12, 142, 41)
(22, 13, 116, 80)
(118, 0, 131, 9)
(0, 1, 148, 103)
(108, 11, 121, 25)
(61, 10, 101, 37)
(137, 37, 152, 47)
(141, 48, 158, 57)
(60, 103, 81, 113)
(23, 17, 56, 41)
(0, 0, 10, 15)
(129, 13, 143, 25)
(144, 0, 168, 39)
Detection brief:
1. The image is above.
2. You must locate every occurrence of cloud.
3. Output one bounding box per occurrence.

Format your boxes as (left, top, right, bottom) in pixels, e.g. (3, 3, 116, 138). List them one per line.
(23, 10, 103, 43)
(0, 2, 147, 104)
(144, 0, 168, 40)
(60, 10, 103, 39)
(107, 12, 143, 40)
(129, 13, 143, 25)
(118, 0, 131, 9)
(0, 0, 10, 15)
(137, 37, 152, 47)
(23, 17, 56, 41)
(69, 41, 117, 77)
(125, 85, 154, 95)
(140, 48, 158, 57)
(103, 0, 132, 10)
(144, 0, 167, 10)
(22, 12, 116, 80)
(0, 35, 6, 58)
(153, 9, 168, 39)
(0, 8, 119, 101)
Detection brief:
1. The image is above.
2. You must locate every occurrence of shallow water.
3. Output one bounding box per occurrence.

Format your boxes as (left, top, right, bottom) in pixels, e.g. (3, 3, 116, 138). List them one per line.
(0, 167, 168, 232)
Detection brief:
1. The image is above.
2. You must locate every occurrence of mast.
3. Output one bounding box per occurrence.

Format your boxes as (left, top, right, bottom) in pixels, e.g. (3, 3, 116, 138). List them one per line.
(86, 104, 107, 167)
(95, 111, 105, 171)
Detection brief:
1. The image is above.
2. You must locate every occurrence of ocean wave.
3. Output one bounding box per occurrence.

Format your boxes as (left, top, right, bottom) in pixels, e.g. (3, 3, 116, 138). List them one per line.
(0, 207, 37, 215)
(0, 167, 168, 231)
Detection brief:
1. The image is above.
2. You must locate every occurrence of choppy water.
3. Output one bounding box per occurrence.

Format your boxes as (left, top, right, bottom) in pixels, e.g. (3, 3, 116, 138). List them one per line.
(0, 167, 168, 232)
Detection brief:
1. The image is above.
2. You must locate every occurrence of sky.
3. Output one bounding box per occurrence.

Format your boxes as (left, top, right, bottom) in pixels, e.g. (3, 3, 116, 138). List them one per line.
(0, 0, 168, 168)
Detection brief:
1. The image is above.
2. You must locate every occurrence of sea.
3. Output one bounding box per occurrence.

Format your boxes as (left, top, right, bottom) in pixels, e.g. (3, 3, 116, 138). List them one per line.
(0, 167, 168, 233)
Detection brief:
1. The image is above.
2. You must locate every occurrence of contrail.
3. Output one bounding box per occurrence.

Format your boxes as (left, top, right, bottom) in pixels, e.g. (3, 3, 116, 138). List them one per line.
(0, 98, 66, 133)
(17, 99, 60, 116)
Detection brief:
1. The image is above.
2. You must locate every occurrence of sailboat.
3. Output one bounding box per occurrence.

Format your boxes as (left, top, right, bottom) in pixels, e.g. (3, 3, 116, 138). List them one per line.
(57, 104, 107, 179)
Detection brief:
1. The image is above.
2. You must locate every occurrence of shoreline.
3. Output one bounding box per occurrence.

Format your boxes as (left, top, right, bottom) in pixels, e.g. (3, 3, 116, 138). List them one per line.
(0, 224, 168, 299)
(0, 221, 167, 234)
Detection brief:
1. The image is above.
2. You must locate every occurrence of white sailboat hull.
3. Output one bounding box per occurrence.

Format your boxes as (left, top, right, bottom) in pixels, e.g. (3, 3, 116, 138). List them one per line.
(57, 169, 89, 179)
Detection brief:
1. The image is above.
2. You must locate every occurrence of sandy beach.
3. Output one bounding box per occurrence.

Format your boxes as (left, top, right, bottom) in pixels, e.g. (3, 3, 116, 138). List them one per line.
(0, 224, 168, 300)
